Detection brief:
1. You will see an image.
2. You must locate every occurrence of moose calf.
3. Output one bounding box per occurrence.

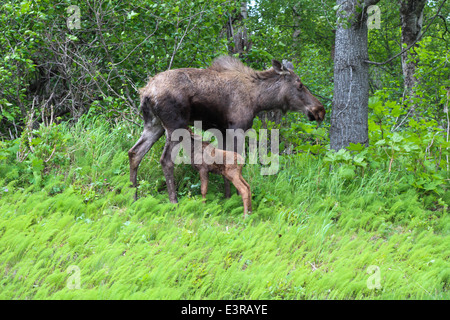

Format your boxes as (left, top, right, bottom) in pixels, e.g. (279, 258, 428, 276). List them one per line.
(187, 129, 252, 218)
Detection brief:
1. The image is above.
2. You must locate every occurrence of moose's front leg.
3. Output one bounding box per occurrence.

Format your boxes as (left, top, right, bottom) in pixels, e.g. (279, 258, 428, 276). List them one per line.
(223, 178, 231, 198)
(160, 135, 178, 203)
(221, 130, 231, 198)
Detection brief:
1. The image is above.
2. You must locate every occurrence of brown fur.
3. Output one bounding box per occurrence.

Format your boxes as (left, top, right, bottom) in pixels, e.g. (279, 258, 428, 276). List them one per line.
(189, 128, 251, 218)
(129, 56, 325, 203)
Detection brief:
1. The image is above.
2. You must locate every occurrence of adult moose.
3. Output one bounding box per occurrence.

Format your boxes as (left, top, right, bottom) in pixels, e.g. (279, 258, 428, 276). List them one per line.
(129, 56, 325, 203)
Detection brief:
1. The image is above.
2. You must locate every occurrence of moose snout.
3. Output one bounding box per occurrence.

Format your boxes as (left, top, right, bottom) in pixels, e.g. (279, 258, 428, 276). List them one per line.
(317, 107, 326, 122)
(307, 104, 326, 122)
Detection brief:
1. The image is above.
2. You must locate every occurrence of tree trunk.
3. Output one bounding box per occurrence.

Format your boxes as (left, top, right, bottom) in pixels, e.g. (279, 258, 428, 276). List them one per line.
(330, 0, 380, 151)
(292, 3, 302, 63)
(226, 2, 251, 56)
(399, 0, 427, 112)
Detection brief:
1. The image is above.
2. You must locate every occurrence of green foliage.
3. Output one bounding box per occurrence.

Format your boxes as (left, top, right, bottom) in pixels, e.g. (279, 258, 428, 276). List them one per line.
(0, 0, 240, 137)
(413, 36, 450, 120)
(247, 0, 334, 113)
(1, 117, 448, 300)
(367, 3, 450, 124)
(0, 0, 449, 300)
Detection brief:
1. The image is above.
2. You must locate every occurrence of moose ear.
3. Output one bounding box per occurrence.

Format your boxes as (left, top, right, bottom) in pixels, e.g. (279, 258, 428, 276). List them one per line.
(282, 60, 294, 71)
(272, 59, 290, 75)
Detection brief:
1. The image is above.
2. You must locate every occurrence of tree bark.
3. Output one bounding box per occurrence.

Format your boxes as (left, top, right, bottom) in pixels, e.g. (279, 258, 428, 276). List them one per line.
(226, 2, 251, 56)
(292, 3, 302, 62)
(330, 0, 380, 151)
(399, 0, 427, 111)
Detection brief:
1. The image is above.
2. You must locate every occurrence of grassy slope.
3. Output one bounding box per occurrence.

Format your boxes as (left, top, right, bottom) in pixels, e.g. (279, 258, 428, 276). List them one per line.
(0, 118, 448, 299)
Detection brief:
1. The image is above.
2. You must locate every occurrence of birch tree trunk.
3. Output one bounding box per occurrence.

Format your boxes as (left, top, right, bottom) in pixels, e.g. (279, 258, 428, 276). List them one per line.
(330, 0, 380, 151)
(226, 2, 250, 56)
(399, 0, 427, 112)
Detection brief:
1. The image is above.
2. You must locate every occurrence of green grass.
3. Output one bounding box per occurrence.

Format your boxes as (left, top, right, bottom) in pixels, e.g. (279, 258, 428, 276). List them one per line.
(0, 117, 448, 299)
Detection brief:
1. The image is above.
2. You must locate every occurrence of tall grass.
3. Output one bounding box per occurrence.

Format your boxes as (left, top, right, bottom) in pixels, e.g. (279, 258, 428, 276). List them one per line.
(0, 116, 448, 299)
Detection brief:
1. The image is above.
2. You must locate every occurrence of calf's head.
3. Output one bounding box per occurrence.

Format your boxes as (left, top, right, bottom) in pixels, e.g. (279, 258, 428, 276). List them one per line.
(272, 60, 325, 122)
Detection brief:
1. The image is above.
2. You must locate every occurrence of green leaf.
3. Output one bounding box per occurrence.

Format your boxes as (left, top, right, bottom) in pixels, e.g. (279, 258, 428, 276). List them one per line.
(30, 137, 42, 146)
(31, 158, 44, 172)
(2, 111, 14, 122)
(391, 133, 403, 143)
(347, 143, 365, 152)
(66, 34, 78, 41)
(127, 11, 139, 19)
(353, 155, 367, 167)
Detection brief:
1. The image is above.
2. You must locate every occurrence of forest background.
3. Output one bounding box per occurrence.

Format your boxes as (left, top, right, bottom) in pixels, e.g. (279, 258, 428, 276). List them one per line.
(0, 0, 449, 299)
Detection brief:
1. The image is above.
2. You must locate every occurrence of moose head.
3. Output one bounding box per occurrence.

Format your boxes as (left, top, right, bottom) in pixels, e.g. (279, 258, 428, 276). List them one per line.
(271, 59, 325, 122)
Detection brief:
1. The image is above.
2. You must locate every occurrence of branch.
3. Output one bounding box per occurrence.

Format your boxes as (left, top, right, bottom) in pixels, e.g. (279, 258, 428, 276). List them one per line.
(168, 7, 207, 70)
(112, 21, 159, 67)
(365, 0, 447, 66)
(305, 86, 332, 102)
(436, 14, 450, 37)
(364, 0, 381, 6)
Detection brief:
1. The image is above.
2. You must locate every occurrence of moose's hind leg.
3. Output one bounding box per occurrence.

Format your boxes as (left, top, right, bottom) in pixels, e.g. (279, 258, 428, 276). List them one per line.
(160, 134, 179, 204)
(128, 121, 164, 199)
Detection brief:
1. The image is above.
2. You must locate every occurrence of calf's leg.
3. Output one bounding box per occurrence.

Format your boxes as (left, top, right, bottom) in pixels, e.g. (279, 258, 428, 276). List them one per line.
(225, 172, 252, 218)
(199, 169, 209, 203)
(239, 174, 252, 214)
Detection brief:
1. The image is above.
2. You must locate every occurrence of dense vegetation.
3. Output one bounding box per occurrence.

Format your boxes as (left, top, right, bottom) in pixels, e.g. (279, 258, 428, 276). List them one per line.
(1, 116, 448, 299)
(0, 0, 449, 299)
